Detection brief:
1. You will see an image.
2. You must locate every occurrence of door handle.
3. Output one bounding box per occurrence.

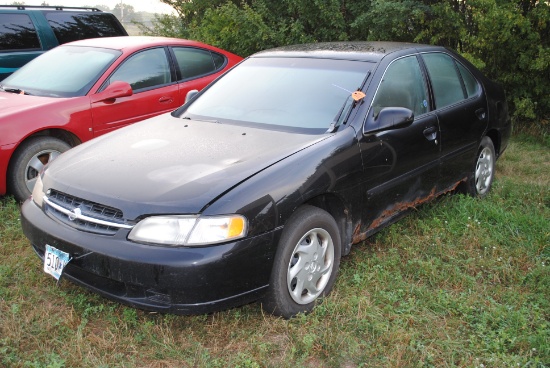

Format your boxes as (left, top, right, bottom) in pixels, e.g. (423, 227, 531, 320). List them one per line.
(159, 96, 173, 104)
(423, 126, 438, 141)
(475, 108, 487, 121)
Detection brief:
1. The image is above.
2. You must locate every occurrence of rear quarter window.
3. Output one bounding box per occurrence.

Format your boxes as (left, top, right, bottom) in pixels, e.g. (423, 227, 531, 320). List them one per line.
(44, 11, 126, 44)
(0, 13, 41, 50)
(457, 62, 481, 97)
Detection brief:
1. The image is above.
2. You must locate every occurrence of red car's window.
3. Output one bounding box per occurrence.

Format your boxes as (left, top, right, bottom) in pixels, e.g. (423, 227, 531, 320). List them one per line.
(107, 48, 171, 91)
(172, 47, 220, 80)
(2, 45, 120, 97)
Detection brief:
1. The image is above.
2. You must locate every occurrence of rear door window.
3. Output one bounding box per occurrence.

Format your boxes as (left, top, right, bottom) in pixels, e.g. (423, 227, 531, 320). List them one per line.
(172, 47, 224, 80)
(0, 13, 41, 50)
(44, 12, 126, 44)
(422, 53, 467, 109)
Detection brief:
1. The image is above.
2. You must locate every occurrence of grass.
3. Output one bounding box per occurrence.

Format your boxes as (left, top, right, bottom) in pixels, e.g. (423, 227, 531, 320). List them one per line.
(1, 134, 548, 367)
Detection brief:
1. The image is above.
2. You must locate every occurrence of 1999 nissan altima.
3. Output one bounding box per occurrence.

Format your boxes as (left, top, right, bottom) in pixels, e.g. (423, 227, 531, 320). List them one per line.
(21, 42, 511, 318)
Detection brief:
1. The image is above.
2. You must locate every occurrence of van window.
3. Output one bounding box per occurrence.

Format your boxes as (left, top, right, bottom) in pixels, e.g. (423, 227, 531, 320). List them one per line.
(44, 12, 126, 44)
(0, 13, 41, 50)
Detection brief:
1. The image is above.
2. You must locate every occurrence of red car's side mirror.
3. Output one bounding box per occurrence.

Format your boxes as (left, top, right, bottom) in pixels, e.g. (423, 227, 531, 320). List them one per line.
(91, 81, 133, 103)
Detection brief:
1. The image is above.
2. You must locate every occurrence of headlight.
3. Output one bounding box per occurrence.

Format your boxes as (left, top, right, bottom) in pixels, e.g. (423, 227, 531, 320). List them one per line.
(128, 214, 247, 246)
(32, 174, 45, 207)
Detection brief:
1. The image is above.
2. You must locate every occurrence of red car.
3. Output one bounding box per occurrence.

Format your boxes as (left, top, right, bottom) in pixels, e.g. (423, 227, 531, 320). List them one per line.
(0, 36, 242, 201)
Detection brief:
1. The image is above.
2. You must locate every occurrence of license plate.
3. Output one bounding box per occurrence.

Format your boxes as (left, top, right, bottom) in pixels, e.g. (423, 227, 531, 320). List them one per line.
(44, 244, 71, 280)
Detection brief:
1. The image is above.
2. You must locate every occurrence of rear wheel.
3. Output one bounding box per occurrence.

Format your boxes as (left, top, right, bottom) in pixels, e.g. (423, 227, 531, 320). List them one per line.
(8, 137, 71, 202)
(263, 205, 341, 318)
(465, 136, 495, 198)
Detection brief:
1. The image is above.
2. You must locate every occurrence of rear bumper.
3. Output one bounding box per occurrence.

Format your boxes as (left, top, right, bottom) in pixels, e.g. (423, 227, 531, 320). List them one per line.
(21, 199, 282, 314)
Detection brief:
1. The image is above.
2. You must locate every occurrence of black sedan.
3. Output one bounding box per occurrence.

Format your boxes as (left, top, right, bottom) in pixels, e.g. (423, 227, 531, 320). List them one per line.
(21, 42, 512, 318)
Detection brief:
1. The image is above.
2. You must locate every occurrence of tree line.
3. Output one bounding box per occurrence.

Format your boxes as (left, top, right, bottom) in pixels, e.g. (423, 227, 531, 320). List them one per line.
(143, 0, 549, 128)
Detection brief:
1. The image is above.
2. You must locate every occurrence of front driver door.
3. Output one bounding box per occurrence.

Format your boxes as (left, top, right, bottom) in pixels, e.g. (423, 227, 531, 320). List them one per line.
(91, 47, 180, 136)
(357, 54, 441, 237)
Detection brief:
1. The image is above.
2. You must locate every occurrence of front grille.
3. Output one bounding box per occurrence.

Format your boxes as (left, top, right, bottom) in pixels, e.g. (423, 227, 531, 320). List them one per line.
(44, 190, 130, 235)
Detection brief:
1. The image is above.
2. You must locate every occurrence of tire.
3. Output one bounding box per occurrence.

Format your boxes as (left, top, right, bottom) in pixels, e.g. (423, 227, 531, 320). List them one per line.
(263, 205, 341, 318)
(8, 136, 71, 202)
(465, 136, 496, 198)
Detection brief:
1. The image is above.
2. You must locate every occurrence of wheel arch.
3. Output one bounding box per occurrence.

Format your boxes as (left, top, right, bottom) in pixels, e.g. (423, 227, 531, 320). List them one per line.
(9, 128, 81, 164)
(485, 129, 501, 157)
(304, 193, 354, 256)
(25, 128, 82, 148)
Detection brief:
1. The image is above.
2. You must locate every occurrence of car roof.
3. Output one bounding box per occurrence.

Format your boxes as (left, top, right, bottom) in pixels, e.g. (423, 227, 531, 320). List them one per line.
(63, 36, 214, 53)
(252, 41, 443, 62)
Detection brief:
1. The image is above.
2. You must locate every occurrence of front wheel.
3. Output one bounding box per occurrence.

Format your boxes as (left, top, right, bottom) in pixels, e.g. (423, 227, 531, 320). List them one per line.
(465, 136, 496, 198)
(8, 137, 71, 202)
(263, 205, 341, 318)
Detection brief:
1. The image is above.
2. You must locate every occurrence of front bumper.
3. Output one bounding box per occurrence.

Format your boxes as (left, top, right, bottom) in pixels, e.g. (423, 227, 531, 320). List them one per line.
(21, 199, 282, 314)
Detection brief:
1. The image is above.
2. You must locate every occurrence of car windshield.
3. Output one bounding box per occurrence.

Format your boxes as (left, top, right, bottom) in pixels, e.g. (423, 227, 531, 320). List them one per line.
(184, 57, 373, 133)
(1, 45, 120, 97)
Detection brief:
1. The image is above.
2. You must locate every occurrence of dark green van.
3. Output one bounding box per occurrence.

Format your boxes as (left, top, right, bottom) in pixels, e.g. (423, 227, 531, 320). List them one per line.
(0, 5, 127, 80)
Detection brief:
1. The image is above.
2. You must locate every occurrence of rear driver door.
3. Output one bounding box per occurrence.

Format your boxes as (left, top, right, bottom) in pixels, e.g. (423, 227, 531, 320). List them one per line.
(420, 52, 487, 185)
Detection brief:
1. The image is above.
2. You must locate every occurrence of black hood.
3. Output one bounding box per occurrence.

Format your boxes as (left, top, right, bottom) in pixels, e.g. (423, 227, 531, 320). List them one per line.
(43, 114, 329, 219)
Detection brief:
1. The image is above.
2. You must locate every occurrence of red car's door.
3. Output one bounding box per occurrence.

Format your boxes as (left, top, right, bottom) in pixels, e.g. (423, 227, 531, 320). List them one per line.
(90, 47, 180, 137)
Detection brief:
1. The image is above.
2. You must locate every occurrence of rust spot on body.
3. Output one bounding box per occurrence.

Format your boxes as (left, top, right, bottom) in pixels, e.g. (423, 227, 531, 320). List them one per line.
(352, 178, 466, 245)
(352, 222, 364, 244)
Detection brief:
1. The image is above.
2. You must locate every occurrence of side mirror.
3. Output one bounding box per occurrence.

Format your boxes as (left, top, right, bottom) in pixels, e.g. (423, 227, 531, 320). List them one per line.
(365, 107, 414, 134)
(185, 89, 199, 104)
(91, 81, 133, 103)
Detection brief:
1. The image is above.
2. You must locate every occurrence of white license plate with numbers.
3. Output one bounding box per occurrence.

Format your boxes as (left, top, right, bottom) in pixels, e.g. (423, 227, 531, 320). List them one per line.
(44, 244, 71, 280)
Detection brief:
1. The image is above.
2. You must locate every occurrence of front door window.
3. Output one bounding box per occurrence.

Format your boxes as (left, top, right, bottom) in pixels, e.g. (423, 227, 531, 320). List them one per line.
(107, 48, 171, 91)
(371, 55, 429, 118)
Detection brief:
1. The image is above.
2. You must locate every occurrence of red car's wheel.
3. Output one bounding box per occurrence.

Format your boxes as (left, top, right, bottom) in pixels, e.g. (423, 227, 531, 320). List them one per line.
(8, 137, 71, 202)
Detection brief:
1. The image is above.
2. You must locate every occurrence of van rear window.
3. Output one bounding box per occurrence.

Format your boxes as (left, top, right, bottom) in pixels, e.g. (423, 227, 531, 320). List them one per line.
(44, 12, 126, 44)
(0, 13, 41, 51)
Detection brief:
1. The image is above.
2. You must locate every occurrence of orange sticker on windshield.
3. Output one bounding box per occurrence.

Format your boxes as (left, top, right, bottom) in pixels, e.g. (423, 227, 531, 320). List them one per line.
(352, 91, 366, 101)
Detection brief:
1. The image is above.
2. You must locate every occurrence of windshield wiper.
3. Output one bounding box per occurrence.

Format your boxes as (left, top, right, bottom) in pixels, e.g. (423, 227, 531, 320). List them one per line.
(328, 95, 354, 133)
(182, 116, 220, 124)
(327, 90, 367, 133)
(0, 85, 32, 95)
(326, 71, 371, 133)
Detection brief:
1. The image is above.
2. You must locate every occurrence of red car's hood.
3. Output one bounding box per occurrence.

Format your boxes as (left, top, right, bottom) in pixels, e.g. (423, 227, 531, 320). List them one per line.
(0, 92, 64, 115)
(0, 92, 88, 145)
